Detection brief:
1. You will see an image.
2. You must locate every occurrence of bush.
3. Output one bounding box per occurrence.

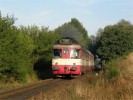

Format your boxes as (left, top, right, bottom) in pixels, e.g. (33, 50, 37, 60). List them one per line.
(108, 66, 119, 79)
(0, 15, 35, 83)
(105, 59, 120, 79)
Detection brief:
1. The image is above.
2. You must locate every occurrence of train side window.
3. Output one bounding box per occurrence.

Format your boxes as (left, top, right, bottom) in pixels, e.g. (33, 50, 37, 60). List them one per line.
(53, 49, 62, 58)
(76, 50, 80, 58)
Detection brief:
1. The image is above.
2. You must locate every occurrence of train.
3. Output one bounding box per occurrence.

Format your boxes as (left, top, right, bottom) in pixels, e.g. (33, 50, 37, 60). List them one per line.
(52, 37, 94, 78)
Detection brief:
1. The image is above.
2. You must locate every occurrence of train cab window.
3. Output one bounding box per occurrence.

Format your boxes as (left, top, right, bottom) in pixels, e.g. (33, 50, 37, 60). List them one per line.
(70, 49, 80, 58)
(53, 49, 62, 58)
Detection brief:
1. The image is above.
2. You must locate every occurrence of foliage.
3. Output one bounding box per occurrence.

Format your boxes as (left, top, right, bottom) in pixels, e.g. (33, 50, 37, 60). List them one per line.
(19, 25, 60, 79)
(0, 13, 60, 82)
(0, 15, 35, 82)
(94, 19, 133, 61)
(1, 12, 133, 84)
(19, 25, 60, 62)
(37, 29, 60, 61)
(108, 65, 119, 79)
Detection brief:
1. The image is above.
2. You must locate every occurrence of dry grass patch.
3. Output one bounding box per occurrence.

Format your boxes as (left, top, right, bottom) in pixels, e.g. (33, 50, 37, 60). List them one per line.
(119, 53, 133, 79)
(29, 72, 133, 100)
(1, 53, 132, 100)
(27, 53, 133, 100)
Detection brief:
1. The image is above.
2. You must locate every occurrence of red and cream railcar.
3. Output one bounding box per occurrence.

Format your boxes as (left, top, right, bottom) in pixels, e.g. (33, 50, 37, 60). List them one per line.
(52, 37, 94, 78)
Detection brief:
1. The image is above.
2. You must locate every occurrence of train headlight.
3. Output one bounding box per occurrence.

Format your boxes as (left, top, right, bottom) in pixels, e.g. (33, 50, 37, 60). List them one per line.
(70, 67, 77, 71)
(52, 66, 59, 71)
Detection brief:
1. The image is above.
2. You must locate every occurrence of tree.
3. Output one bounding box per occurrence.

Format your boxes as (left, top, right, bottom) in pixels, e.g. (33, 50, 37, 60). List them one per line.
(0, 14, 34, 82)
(96, 19, 133, 61)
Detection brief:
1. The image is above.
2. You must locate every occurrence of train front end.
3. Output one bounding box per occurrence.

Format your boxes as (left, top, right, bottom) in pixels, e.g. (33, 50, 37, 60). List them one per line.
(52, 38, 82, 78)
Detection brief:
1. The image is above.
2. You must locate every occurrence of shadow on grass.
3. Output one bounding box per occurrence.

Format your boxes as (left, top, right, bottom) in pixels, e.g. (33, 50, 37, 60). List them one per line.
(34, 60, 53, 80)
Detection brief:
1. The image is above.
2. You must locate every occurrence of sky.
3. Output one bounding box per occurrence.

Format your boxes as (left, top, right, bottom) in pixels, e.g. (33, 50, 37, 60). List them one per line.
(0, 0, 133, 35)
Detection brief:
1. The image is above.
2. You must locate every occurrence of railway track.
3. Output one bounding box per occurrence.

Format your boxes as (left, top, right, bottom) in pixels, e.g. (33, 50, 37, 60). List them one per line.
(0, 79, 61, 100)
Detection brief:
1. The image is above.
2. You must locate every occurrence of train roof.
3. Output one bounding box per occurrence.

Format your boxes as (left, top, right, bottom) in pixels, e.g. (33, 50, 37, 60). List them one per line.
(54, 37, 80, 45)
(53, 37, 94, 56)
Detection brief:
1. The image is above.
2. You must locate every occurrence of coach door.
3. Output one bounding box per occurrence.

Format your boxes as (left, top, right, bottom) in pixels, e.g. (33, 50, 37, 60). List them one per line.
(62, 48, 69, 74)
(62, 48, 69, 58)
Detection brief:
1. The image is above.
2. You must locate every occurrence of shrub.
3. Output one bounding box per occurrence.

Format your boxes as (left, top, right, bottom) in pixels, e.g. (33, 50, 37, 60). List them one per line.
(108, 66, 119, 79)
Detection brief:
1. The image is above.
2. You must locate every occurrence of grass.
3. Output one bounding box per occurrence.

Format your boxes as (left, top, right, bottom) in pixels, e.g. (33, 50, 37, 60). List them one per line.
(1, 53, 133, 100)
(0, 74, 38, 93)
(29, 53, 133, 100)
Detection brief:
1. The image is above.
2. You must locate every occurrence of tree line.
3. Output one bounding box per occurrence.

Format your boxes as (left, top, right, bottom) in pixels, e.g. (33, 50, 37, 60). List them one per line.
(0, 13, 133, 83)
(89, 19, 133, 61)
(0, 14, 60, 82)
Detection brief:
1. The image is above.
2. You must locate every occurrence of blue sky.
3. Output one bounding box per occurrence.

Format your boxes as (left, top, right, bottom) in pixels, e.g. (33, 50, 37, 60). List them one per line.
(0, 0, 133, 35)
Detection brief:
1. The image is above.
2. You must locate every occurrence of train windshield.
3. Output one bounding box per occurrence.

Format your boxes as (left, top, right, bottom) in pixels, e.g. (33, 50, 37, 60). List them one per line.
(53, 49, 62, 58)
(70, 49, 80, 58)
